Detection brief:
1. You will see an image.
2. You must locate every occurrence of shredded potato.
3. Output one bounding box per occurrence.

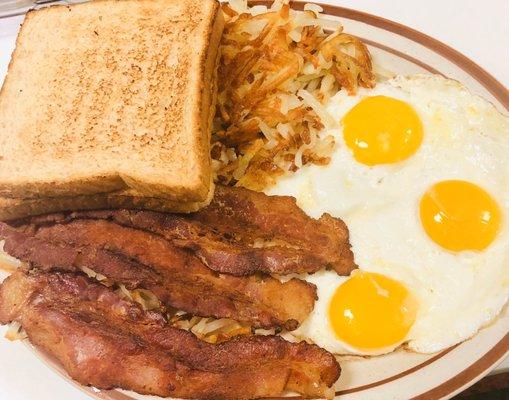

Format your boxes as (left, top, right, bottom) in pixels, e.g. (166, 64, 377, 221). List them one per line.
(169, 313, 253, 344)
(213, 0, 375, 190)
(5, 321, 27, 341)
(168, 312, 306, 344)
(77, 267, 253, 343)
(1, 258, 303, 345)
(117, 284, 162, 312)
(0, 241, 22, 272)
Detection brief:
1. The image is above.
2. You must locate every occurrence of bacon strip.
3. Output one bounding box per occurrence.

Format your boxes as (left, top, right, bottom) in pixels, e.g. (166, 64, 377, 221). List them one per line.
(18, 185, 356, 276)
(0, 270, 340, 399)
(0, 222, 315, 330)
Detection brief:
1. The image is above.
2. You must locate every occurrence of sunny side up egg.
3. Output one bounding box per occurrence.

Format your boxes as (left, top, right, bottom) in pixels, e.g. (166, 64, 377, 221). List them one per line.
(267, 74, 509, 355)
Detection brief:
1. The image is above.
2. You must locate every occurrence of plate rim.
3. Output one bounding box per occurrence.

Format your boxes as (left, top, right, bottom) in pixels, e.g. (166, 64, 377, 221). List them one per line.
(9, 2, 509, 400)
(251, 0, 509, 109)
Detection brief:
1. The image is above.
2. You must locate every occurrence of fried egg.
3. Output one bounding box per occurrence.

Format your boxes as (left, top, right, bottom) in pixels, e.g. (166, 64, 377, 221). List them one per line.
(267, 74, 509, 355)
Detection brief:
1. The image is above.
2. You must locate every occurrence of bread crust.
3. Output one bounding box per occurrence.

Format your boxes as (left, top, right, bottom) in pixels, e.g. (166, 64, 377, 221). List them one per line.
(0, 0, 223, 202)
(0, 182, 214, 221)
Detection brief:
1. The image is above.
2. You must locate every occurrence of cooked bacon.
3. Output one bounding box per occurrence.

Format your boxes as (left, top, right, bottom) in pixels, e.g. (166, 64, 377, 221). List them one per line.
(191, 185, 356, 275)
(0, 222, 315, 330)
(0, 270, 340, 399)
(19, 185, 356, 276)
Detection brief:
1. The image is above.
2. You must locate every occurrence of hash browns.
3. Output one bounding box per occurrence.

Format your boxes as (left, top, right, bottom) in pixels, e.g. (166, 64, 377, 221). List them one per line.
(212, 1, 375, 190)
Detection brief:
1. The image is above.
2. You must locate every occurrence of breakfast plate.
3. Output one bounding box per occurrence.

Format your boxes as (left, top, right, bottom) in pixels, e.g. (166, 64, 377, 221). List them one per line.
(0, 2, 507, 400)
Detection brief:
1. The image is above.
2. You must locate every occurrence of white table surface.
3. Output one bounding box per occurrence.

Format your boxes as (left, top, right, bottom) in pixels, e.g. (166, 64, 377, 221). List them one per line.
(0, 1, 507, 399)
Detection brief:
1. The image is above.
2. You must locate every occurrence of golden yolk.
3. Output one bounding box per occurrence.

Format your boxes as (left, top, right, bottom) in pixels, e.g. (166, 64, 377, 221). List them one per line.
(342, 96, 423, 165)
(328, 271, 417, 350)
(419, 180, 501, 251)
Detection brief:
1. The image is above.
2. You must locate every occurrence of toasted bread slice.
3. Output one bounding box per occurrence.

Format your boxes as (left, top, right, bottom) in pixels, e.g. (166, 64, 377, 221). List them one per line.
(0, 0, 223, 201)
(0, 182, 214, 221)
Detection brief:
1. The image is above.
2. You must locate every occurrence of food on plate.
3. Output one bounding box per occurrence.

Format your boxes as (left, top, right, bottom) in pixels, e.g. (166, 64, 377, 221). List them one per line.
(0, 182, 354, 395)
(0, 0, 507, 397)
(0, 221, 316, 330)
(0, 189, 355, 330)
(0, 0, 223, 203)
(0, 269, 340, 399)
(14, 185, 355, 276)
(212, 1, 375, 190)
(268, 74, 509, 354)
(0, 0, 364, 384)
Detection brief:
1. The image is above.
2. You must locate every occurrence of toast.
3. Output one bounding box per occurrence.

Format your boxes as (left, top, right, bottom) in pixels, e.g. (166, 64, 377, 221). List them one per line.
(0, 0, 224, 201)
(0, 183, 214, 221)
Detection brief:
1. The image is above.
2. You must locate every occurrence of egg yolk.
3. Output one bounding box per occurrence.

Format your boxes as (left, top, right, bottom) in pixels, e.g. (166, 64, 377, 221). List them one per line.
(328, 271, 417, 350)
(419, 180, 501, 251)
(342, 96, 423, 165)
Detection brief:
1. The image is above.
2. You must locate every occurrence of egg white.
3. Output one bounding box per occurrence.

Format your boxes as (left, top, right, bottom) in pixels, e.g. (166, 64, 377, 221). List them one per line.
(268, 74, 509, 355)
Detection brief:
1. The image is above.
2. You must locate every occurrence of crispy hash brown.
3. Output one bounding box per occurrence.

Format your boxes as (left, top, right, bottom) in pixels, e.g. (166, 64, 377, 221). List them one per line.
(212, 0, 375, 190)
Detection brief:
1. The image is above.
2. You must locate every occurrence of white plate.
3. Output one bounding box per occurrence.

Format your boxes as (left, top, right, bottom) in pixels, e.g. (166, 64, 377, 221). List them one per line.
(0, 2, 507, 400)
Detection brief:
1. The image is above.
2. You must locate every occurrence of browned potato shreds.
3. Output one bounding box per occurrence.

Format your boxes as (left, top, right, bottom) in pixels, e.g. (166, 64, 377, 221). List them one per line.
(213, 1, 375, 190)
